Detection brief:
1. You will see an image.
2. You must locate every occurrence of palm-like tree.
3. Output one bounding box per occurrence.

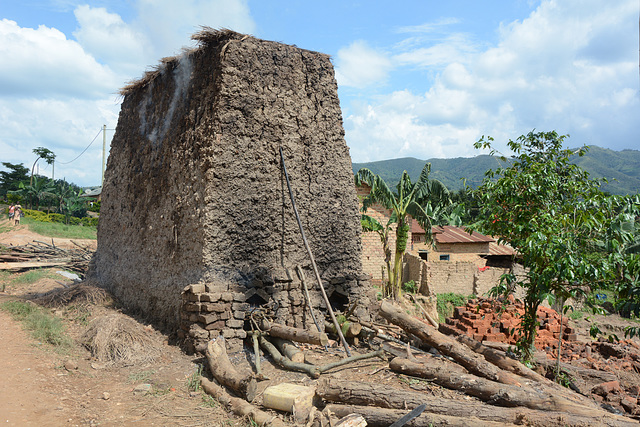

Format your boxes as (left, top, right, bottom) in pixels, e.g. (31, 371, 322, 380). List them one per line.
(355, 163, 452, 299)
(10, 176, 56, 210)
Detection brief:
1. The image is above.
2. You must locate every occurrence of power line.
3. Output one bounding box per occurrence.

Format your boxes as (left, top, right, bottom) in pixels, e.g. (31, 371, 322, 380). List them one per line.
(58, 128, 114, 165)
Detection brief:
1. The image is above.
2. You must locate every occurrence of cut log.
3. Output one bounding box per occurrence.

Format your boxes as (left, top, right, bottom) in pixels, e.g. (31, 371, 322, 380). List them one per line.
(334, 413, 367, 427)
(325, 320, 363, 338)
(388, 357, 623, 420)
(317, 350, 385, 375)
(261, 319, 329, 346)
(259, 335, 384, 378)
(318, 378, 638, 426)
(0, 261, 70, 270)
(262, 383, 316, 423)
(450, 331, 549, 383)
(270, 337, 305, 363)
(258, 335, 321, 378)
(205, 336, 257, 401)
(443, 326, 603, 408)
(380, 301, 520, 385)
(325, 404, 510, 427)
(201, 378, 285, 427)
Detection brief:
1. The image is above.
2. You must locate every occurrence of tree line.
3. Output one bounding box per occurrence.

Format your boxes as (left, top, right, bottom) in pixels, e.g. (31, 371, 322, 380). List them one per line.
(1, 159, 93, 223)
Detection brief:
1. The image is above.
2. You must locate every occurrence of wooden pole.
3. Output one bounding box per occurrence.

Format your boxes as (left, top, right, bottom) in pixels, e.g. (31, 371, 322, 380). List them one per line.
(279, 147, 351, 357)
(296, 265, 324, 336)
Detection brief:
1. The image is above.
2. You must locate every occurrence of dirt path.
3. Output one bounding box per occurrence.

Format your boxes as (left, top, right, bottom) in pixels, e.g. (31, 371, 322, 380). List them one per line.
(0, 309, 74, 425)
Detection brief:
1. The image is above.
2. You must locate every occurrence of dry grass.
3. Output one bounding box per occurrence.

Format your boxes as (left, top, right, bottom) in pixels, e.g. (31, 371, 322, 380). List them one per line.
(81, 313, 162, 365)
(32, 282, 112, 309)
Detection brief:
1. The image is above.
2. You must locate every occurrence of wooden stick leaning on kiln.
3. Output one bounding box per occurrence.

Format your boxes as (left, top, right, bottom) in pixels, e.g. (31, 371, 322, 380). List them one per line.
(279, 146, 351, 357)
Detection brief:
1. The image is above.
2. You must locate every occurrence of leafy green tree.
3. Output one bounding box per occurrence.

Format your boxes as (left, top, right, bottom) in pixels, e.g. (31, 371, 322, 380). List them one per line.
(0, 162, 29, 200)
(472, 131, 612, 361)
(356, 163, 452, 299)
(10, 176, 56, 210)
(59, 190, 88, 224)
(451, 188, 480, 224)
(595, 195, 640, 337)
(30, 147, 56, 185)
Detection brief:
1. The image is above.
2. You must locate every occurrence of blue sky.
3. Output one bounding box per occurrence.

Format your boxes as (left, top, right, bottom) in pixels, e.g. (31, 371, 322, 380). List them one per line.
(1, 0, 639, 186)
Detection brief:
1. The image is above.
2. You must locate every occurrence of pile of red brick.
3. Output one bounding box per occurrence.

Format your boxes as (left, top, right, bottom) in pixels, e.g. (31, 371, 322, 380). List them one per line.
(439, 296, 577, 349)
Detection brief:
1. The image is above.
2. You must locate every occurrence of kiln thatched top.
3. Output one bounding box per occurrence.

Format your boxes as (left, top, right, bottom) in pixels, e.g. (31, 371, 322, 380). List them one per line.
(119, 27, 331, 96)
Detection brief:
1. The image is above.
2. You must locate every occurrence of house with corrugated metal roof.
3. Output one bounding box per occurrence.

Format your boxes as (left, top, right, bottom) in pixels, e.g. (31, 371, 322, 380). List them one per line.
(410, 223, 515, 264)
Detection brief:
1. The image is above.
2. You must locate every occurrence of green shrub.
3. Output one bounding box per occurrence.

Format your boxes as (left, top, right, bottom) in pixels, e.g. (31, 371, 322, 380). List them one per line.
(402, 280, 417, 294)
(49, 213, 66, 223)
(87, 201, 100, 213)
(437, 293, 473, 323)
(21, 209, 97, 227)
(24, 209, 51, 222)
(568, 309, 584, 320)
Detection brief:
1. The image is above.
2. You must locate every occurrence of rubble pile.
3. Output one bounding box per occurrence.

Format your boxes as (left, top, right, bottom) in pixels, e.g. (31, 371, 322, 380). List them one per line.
(439, 296, 577, 349)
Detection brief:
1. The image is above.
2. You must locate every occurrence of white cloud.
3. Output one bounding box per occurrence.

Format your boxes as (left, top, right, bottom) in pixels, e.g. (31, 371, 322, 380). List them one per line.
(0, 97, 119, 185)
(134, 0, 256, 61)
(343, 0, 640, 162)
(73, 5, 151, 76)
(0, 1, 257, 186)
(0, 19, 119, 99)
(335, 40, 394, 88)
(394, 33, 477, 68)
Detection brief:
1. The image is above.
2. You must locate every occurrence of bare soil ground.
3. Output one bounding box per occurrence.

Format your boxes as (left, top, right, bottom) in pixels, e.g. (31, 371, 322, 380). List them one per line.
(1, 217, 639, 426)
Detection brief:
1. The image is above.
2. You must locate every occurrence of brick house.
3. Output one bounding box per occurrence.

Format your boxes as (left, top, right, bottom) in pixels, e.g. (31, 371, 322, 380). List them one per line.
(357, 182, 517, 297)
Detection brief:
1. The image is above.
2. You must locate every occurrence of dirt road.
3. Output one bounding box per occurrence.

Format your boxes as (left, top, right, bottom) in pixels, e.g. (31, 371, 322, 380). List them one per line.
(0, 308, 73, 425)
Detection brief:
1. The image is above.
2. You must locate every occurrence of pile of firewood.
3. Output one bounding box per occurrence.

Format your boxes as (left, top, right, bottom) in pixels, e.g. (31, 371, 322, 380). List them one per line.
(0, 240, 93, 277)
(200, 301, 639, 426)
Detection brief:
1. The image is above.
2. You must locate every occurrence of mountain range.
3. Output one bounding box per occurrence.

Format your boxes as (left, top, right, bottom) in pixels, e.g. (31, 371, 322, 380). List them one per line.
(352, 146, 640, 196)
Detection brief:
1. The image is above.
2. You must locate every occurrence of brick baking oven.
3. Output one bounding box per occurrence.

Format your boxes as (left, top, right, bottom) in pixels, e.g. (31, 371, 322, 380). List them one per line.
(90, 29, 372, 352)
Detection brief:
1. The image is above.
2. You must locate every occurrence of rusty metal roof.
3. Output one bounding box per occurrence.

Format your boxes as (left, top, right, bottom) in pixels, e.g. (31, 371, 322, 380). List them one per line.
(411, 224, 495, 244)
(432, 225, 495, 244)
(488, 241, 516, 256)
(412, 222, 515, 255)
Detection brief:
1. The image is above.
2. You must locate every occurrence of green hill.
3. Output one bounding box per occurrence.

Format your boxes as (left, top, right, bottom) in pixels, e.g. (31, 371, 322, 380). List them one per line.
(352, 146, 640, 195)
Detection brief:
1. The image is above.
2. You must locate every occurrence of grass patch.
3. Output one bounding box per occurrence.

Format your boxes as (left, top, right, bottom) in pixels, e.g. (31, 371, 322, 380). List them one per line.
(11, 269, 58, 285)
(187, 364, 204, 392)
(568, 309, 584, 320)
(22, 217, 96, 240)
(201, 394, 218, 408)
(128, 369, 156, 383)
(0, 300, 72, 349)
(437, 293, 473, 323)
(0, 269, 60, 292)
(0, 221, 11, 234)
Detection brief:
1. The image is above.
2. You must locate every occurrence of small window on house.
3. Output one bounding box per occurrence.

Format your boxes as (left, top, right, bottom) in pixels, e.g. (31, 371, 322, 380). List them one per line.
(418, 250, 429, 261)
(439, 254, 450, 261)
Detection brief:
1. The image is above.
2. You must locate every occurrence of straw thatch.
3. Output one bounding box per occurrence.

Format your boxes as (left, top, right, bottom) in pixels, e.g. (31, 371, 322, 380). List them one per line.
(32, 282, 112, 309)
(81, 314, 162, 365)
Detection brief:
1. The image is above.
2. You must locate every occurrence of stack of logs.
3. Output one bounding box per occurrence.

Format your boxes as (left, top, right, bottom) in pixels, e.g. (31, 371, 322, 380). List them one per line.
(0, 240, 93, 278)
(439, 296, 578, 349)
(198, 300, 638, 426)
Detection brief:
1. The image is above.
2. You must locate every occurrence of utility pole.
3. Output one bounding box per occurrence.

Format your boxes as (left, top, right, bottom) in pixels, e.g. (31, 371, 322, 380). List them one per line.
(101, 124, 106, 186)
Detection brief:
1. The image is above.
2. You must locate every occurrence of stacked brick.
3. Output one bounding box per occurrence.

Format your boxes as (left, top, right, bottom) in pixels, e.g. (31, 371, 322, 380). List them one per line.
(178, 274, 371, 353)
(179, 283, 249, 353)
(440, 297, 577, 349)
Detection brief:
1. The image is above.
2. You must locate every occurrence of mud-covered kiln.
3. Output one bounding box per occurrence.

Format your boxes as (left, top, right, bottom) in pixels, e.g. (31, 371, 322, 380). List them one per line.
(90, 29, 372, 351)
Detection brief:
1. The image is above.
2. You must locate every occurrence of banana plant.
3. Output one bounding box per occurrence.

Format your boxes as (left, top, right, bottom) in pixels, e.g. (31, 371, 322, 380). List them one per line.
(356, 163, 452, 299)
